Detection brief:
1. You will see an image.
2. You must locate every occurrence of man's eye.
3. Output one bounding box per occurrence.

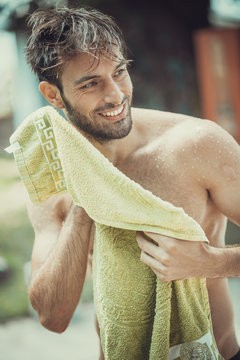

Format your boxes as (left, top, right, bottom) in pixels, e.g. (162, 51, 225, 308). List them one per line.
(115, 68, 126, 77)
(81, 81, 97, 89)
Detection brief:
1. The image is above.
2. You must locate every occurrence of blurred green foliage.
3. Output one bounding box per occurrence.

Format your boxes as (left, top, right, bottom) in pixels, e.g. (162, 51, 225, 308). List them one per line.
(226, 221, 240, 246)
(0, 151, 33, 321)
(0, 209, 34, 321)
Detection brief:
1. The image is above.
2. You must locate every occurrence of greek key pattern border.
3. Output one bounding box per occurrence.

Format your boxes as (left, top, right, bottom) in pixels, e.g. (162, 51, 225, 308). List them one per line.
(33, 111, 67, 192)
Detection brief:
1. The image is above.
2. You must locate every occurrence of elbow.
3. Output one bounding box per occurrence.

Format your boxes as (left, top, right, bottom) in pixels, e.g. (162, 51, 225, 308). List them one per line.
(28, 288, 70, 334)
(38, 314, 69, 334)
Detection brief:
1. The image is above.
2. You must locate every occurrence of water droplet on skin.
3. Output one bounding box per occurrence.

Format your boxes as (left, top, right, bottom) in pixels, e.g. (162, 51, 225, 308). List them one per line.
(223, 165, 237, 181)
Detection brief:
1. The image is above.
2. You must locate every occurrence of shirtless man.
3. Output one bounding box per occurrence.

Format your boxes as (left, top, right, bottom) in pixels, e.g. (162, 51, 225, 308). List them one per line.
(25, 7, 240, 360)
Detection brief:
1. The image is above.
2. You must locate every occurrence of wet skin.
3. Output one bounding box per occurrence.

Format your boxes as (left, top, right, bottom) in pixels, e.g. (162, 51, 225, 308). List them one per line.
(59, 50, 133, 143)
(31, 51, 240, 359)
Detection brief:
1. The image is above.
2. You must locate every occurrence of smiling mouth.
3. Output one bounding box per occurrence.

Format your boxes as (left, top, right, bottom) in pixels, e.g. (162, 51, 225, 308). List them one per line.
(98, 103, 126, 119)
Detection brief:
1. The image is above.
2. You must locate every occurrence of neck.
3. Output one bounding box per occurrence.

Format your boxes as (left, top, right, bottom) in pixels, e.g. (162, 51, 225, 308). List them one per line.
(83, 122, 139, 166)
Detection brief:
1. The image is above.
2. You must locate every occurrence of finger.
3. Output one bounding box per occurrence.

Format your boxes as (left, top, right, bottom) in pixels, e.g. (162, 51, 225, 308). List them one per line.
(144, 232, 174, 245)
(140, 251, 174, 281)
(137, 236, 158, 256)
(151, 268, 171, 282)
(140, 250, 166, 273)
(137, 236, 170, 263)
(136, 231, 147, 242)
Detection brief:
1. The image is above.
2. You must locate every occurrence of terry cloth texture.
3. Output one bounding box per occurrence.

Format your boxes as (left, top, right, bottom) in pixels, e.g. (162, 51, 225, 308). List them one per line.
(7, 106, 223, 360)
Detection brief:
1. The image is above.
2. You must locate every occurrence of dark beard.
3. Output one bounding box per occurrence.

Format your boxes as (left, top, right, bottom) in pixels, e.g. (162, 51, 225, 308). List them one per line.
(61, 93, 132, 141)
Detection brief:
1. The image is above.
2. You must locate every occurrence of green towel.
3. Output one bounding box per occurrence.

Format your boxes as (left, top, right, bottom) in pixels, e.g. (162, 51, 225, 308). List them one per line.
(6, 106, 222, 359)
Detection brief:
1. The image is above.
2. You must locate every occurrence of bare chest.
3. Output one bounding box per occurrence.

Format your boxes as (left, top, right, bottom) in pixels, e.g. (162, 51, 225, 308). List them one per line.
(117, 145, 226, 245)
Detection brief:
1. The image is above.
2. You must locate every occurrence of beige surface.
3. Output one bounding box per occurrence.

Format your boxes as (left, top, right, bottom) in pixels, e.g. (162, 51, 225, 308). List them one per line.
(0, 302, 99, 360)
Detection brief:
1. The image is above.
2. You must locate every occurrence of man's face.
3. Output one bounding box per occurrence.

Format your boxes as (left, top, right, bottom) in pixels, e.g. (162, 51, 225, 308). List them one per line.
(59, 49, 133, 141)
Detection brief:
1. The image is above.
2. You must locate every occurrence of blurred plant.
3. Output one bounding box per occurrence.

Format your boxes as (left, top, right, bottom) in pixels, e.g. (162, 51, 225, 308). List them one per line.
(0, 256, 10, 282)
(0, 153, 34, 321)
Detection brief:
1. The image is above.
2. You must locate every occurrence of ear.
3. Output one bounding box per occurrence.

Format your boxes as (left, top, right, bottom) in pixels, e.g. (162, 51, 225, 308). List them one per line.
(39, 81, 65, 109)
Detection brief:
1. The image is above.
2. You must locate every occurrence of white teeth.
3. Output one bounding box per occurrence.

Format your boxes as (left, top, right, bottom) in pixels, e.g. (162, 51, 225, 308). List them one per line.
(101, 105, 123, 117)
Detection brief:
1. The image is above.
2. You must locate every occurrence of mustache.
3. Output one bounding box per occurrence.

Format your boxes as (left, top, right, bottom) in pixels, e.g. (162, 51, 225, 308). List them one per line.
(95, 96, 128, 113)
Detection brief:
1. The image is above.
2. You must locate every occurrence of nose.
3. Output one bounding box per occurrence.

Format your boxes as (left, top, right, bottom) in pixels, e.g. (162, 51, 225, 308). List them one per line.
(103, 79, 123, 105)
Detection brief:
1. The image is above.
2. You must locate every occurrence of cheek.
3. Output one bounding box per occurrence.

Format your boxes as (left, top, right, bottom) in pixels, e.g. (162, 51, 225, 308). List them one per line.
(123, 76, 133, 94)
(74, 93, 101, 114)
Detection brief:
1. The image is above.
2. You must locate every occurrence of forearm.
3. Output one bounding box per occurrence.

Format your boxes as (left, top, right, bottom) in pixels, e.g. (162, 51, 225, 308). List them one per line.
(29, 205, 92, 332)
(137, 232, 240, 281)
(210, 245, 240, 278)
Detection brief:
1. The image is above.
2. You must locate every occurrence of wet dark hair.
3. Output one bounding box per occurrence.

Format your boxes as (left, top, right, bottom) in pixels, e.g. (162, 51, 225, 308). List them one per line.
(25, 6, 127, 90)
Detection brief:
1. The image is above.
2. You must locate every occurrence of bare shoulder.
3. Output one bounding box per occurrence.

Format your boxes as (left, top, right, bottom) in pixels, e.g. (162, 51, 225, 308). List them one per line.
(169, 116, 240, 160)
(132, 107, 184, 127)
(132, 107, 240, 177)
(27, 193, 73, 233)
(131, 107, 201, 138)
(167, 115, 240, 189)
(132, 107, 239, 148)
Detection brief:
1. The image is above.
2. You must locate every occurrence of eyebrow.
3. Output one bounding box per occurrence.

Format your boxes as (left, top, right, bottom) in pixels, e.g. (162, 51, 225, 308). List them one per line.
(74, 74, 101, 86)
(73, 59, 129, 86)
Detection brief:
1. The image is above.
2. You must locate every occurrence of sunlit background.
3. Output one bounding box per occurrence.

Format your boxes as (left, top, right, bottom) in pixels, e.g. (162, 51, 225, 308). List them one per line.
(0, 1, 240, 359)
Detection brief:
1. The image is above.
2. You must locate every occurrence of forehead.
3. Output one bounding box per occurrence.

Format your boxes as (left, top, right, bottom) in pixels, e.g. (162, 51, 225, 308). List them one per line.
(61, 48, 124, 84)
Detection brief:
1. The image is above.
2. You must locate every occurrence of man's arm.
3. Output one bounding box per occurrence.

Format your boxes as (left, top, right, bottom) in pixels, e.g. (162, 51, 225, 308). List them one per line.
(137, 120, 240, 281)
(136, 232, 240, 281)
(27, 194, 93, 332)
